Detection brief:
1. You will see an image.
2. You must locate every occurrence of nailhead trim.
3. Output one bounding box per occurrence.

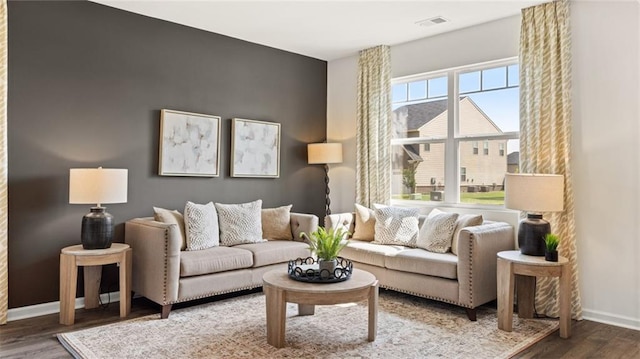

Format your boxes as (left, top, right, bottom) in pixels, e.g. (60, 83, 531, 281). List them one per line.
(169, 284, 262, 304)
(380, 284, 472, 309)
(162, 228, 169, 304)
(467, 232, 474, 307)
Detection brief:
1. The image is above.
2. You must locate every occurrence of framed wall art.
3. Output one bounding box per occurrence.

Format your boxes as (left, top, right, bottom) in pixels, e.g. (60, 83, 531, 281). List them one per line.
(231, 118, 280, 178)
(159, 109, 221, 177)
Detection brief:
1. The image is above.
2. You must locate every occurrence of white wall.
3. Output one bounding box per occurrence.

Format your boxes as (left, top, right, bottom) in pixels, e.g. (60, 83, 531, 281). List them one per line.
(327, 1, 640, 329)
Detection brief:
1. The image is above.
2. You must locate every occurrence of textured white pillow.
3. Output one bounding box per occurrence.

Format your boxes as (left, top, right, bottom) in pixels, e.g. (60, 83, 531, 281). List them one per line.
(373, 206, 420, 247)
(417, 208, 459, 253)
(262, 205, 293, 240)
(153, 207, 187, 251)
(215, 199, 266, 246)
(184, 201, 219, 251)
(353, 203, 376, 241)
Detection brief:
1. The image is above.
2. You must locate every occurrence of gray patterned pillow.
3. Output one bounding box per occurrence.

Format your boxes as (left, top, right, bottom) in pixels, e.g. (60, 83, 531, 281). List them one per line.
(215, 199, 266, 246)
(417, 208, 459, 253)
(184, 201, 219, 251)
(373, 206, 420, 247)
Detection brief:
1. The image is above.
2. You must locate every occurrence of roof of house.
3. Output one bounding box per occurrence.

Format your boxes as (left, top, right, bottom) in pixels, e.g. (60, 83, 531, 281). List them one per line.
(394, 98, 448, 131)
(507, 151, 519, 165)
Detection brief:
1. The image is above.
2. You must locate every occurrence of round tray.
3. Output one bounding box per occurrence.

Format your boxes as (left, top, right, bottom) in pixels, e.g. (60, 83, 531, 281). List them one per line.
(288, 257, 353, 283)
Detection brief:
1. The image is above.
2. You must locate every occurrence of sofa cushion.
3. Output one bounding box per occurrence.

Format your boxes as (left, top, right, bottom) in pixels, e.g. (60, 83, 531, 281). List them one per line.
(234, 240, 310, 268)
(416, 209, 459, 253)
(353, 203, 375, 241)
(385, 249, 458, 280)
(215, 200, 266, 246)
(179, 246, 253, 277)
(373, 206, 420, 247)
(452, 214, 483, 255)
(184, 201, 219, 250)
(153, 207, 186, 250)
(262, 205, 293, 240)
(341, 239, 407, 267)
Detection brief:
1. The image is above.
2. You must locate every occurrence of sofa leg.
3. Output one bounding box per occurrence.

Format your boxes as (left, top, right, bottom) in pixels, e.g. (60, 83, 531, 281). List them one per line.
(161, 304, 172, 319)
(465, 308, 477, 321)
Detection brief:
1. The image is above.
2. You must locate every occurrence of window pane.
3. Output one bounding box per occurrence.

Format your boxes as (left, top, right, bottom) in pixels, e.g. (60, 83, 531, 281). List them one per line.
(508, 64, 519, 87)
(458, 87, 519, 135)
(392, 83, 408, 103)
(391, 99, 449, 139)
(460, 71, 480, 94)
(408, 80, 427, 101)
(482, 67, 507, 90)
(459, 139, 509, 205)
(428, 76, 447, 98)
(391, 143, 445, 201)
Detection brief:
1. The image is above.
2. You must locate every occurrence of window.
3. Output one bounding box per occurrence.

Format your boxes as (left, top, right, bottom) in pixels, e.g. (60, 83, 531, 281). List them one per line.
(391, 59, 520, 206)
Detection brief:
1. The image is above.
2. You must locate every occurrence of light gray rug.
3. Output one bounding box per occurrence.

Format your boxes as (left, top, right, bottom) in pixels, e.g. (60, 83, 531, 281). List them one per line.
(58, 290, 557, 359)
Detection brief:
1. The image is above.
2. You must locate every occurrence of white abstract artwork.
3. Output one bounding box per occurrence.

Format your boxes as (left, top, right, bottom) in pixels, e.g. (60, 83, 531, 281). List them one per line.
(159, 109, 221, 177)
(231, 118, 280, 178)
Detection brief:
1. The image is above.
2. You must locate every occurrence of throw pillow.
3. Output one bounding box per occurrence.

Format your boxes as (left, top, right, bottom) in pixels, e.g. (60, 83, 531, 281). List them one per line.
(451, 214, 483, 255)
(416, 209, 459, 253)
(215, 199, 266, 246)
(353, 203, 375, 241)
(153, 207, 187, 251)
(262, 205, 293, 240)
(183, 201, 219, 251)
(373, 206, 420, 247)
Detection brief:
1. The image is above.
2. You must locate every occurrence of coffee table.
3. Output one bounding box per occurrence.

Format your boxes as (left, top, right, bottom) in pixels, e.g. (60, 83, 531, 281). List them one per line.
(262, 268, 378, 348)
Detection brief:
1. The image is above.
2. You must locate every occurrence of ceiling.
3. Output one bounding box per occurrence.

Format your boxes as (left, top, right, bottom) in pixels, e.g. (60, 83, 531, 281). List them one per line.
(91, 0, 548, 61)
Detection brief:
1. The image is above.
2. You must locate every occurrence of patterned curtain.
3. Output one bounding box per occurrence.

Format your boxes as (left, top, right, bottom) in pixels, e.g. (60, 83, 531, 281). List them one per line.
(356, 45, 391, 208)
(520, 0, 582, 320)
(0, 0, 7, 325)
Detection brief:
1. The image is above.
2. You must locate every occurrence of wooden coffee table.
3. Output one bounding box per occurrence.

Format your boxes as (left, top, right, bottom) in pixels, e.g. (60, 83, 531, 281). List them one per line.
(262, 268, 378, 348)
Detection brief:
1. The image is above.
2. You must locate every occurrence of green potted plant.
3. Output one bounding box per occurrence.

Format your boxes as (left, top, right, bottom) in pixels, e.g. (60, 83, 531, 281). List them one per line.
(301, 226, 349, 272)
(544, 233, 560, 262)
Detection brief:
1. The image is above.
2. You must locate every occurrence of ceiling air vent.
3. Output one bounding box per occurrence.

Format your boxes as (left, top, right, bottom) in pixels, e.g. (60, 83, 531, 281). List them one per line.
(415, 16, 449, 27)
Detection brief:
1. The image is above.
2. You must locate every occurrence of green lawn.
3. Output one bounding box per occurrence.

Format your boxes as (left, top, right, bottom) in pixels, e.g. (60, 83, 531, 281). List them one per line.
(393, 191, 505, 205)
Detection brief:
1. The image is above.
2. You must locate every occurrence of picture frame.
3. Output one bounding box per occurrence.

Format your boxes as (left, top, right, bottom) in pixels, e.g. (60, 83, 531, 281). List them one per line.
(159, 109, 221, 177)
(231, 118, 281, 178)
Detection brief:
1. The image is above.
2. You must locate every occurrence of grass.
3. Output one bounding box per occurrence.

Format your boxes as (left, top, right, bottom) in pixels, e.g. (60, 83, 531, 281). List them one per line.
(393, 191, 505, 205)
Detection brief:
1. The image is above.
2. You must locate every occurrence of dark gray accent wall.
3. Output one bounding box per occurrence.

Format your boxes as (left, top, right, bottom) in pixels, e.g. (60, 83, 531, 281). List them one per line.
(8, 1, 327, 308)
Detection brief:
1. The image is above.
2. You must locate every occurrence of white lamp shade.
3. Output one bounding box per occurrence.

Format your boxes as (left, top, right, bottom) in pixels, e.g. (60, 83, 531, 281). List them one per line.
(504, 173, 564, 212)
(69, 168, 128, 205)
(307, 143, 343, 164)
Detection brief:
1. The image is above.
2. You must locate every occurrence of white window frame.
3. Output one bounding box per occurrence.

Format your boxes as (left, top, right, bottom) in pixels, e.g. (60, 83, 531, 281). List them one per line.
(391, 57, 519, 208)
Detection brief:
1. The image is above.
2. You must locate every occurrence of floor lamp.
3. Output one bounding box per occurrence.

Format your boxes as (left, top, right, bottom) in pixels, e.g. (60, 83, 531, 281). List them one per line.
(504, 173, 564, 256)
(307, 143, 342, 216)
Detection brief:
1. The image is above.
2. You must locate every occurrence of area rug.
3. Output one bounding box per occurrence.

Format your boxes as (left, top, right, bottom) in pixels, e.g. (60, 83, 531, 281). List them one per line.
(58, 290, 557, 359)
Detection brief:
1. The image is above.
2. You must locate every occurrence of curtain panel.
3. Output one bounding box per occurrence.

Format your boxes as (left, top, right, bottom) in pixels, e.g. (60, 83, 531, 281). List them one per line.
(356, 45, 391, 208)
(0, 0, 7, 325)
(520, 0, 582, 320)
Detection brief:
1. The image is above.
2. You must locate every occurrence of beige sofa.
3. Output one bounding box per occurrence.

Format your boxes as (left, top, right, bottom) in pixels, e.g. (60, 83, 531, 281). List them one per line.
(325, 211, 514, 320)
(124, 212, 318, 318)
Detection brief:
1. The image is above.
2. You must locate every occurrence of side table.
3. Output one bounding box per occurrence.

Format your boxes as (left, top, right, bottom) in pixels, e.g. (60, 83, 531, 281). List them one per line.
(497, 250, 571, 338)
(59, 243, 132, 325)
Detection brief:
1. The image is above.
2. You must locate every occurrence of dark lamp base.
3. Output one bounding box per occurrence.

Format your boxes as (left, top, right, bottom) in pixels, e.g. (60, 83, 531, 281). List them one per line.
(518, 213, 550, 256)
(81, 207, 114, 249)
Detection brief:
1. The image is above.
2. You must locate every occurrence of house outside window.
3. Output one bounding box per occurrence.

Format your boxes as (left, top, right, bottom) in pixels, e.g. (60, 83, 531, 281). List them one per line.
(391, 59, 520, 206)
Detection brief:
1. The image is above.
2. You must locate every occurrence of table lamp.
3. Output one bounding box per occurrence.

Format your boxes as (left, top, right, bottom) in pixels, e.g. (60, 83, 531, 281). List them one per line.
(308, 143, 342, 216)
(69, 167, 128, 249)
(504, 173, 564, 256)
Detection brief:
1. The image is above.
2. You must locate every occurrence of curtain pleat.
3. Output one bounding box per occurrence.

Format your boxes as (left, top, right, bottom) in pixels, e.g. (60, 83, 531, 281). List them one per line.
(356, 45, 392, 207)
(520, 0, 582, 320)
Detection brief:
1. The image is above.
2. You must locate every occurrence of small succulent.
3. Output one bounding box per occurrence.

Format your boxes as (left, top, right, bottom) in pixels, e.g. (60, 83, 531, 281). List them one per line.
(544, 233, 560, 252)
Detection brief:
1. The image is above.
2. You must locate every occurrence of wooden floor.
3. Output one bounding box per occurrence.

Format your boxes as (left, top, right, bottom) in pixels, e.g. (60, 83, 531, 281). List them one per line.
(1, 294, 638, 359)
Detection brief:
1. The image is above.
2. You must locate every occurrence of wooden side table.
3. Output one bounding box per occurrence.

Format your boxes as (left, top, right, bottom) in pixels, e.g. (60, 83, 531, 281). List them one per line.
(497, 250, 571, 338)
(59, 243, 132, 325)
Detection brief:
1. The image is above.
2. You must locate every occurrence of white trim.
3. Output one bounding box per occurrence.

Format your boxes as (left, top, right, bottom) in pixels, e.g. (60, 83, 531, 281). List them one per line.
(6, 291, 120, 322)
(582, 309, 640, 331)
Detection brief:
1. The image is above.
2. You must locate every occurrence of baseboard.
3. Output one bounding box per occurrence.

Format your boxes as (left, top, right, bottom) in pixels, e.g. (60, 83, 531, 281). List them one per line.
(582, 308, 640, 331)
(7, 291, 120, 322)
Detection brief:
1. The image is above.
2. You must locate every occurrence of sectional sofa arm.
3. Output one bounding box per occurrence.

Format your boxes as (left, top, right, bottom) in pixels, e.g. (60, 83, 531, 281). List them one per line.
(290, 212, 319, 240)
(124, 218, 182, 305)
(456, 222, 515, 307)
